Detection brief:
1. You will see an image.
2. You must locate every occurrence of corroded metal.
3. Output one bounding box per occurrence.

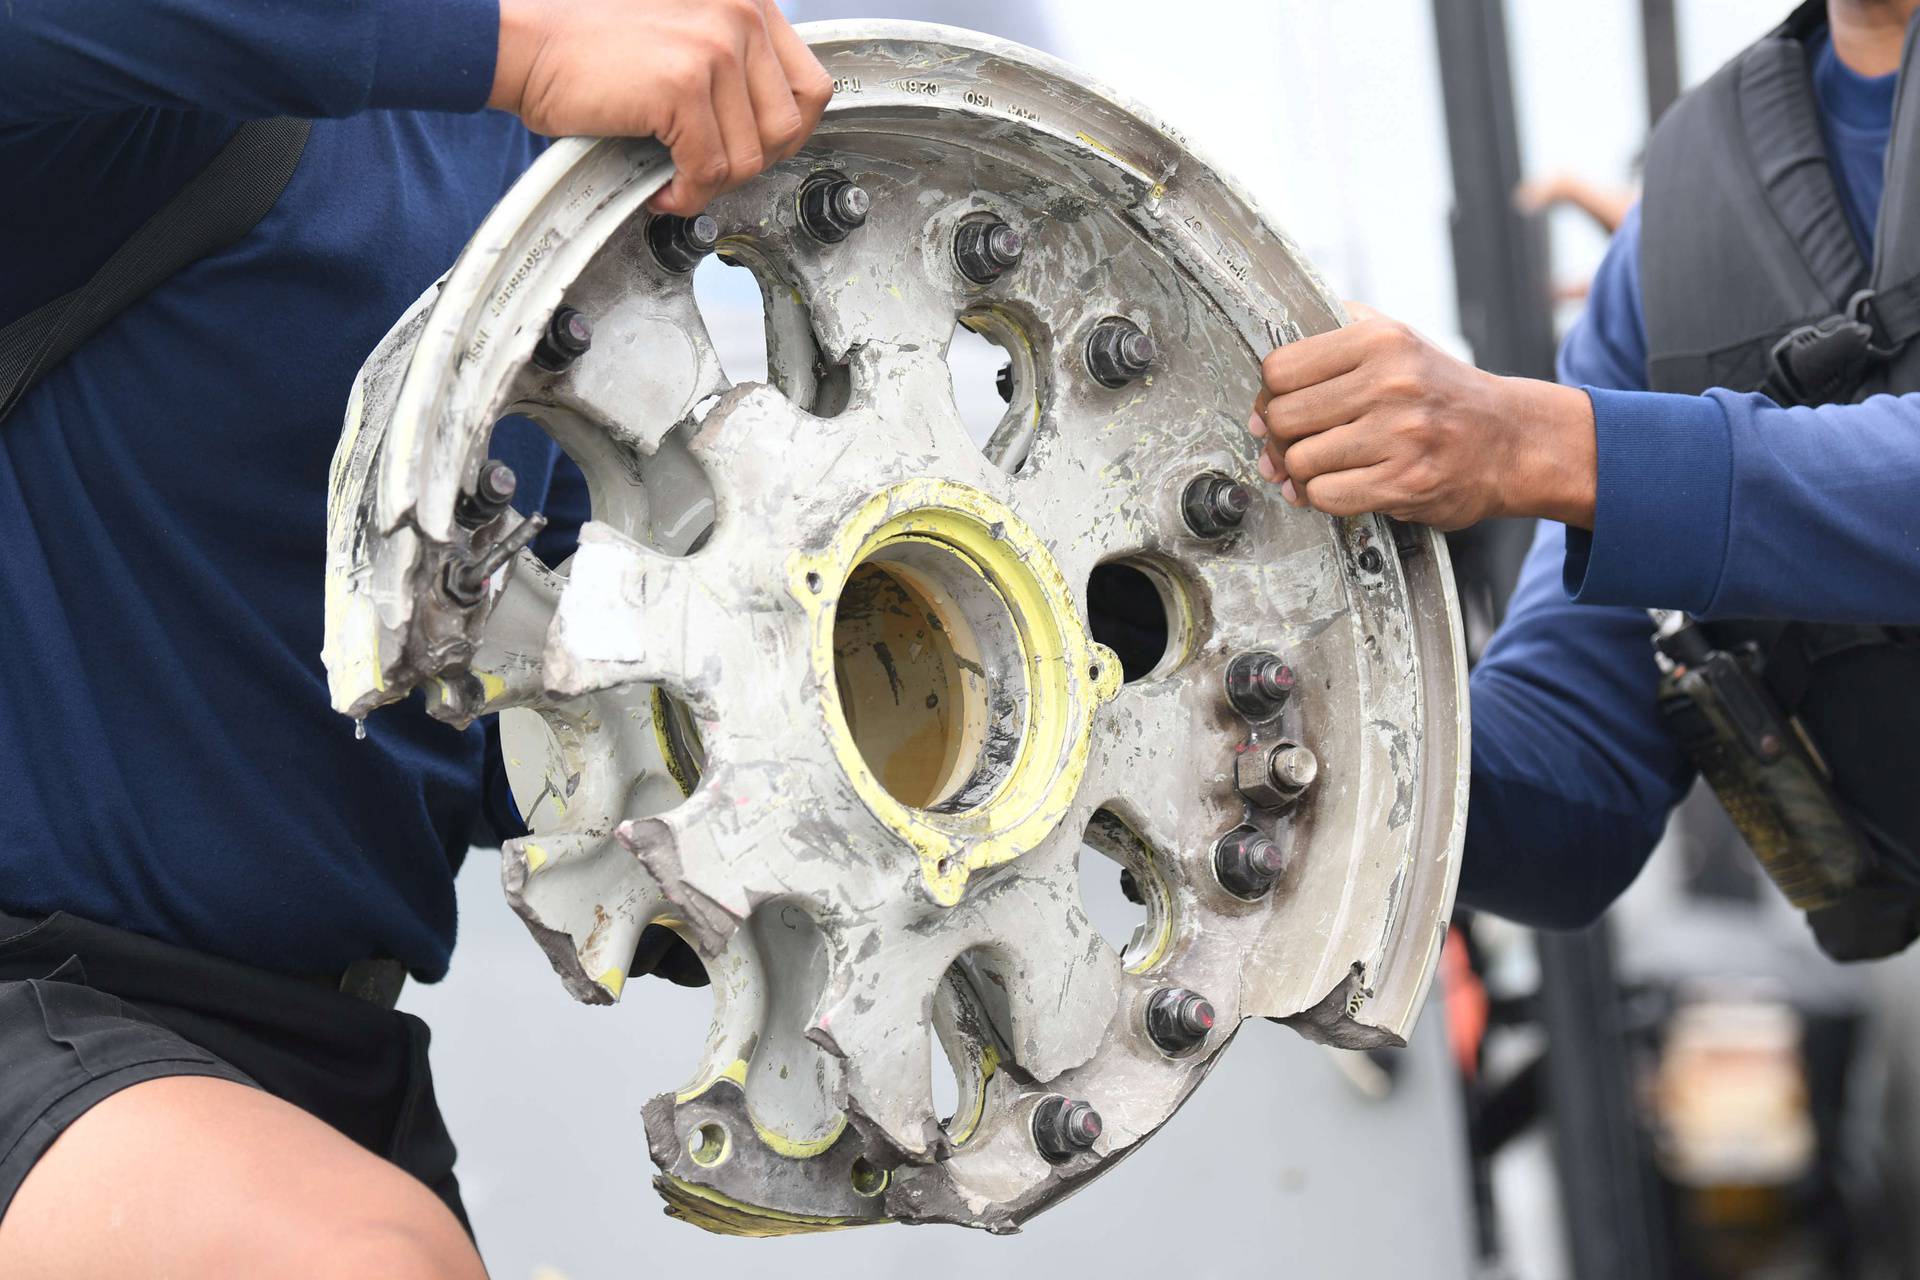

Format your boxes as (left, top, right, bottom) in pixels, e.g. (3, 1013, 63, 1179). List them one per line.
(322, 22, 1468, 1235)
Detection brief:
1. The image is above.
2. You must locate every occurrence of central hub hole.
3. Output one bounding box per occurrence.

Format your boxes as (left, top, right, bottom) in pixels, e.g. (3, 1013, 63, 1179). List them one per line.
(831, 540, 1026, 812)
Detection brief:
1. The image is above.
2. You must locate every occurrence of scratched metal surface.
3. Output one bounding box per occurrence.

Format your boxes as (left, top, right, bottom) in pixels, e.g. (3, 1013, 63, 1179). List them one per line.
(326, 23, 1468, 1233)
(403, 848, 1479, 1278)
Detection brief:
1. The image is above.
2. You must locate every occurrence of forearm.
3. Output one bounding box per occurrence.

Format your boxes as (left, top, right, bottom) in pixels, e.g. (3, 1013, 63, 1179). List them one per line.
(1566, 388, 1920, 623)
(0, 0, 498, 125)
(1488, 376, 1597, 528)
(1458, 527, 1694, 927)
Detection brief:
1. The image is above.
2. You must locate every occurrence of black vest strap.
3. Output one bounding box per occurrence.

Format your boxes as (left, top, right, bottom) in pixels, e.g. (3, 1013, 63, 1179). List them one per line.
(0, 116, 312, 425)
(1738, 28, 1871, 309)
(1642, 2, 1920, 403)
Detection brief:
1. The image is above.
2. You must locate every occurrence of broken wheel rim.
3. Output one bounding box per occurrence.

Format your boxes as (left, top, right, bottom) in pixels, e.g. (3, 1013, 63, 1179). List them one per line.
(323, 21, 1468, 1235)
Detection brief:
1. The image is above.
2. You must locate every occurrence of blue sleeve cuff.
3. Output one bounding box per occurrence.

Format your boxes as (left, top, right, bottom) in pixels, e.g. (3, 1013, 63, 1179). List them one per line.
(369, 0, 500, 114)
(1562, 387, 1733, 612)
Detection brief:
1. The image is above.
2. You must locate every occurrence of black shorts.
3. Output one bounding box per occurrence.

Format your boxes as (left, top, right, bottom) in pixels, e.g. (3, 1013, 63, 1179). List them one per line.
(0, 911, 465, 1227)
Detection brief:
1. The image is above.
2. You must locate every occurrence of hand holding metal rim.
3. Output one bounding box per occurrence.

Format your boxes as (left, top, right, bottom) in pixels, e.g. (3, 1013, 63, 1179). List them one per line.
(322, 22, 1467, 1236)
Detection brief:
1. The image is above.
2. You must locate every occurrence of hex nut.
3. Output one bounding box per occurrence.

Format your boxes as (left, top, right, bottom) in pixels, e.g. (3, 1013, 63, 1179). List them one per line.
(648, 213, 721, 273)
(1183, 472, 1253, 537)
(1234, 740, 1318, 810)
(954, 217, 1024, 284)
(1213, 825, 1289, 899)
(1032, 1096, 1103, 1161)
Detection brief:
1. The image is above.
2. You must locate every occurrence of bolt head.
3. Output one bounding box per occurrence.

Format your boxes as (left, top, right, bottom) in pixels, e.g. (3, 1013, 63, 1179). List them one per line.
(1255, 657, 1295, 699)
(1148, 987, 1218, 1053)
(834, 183, 872, 223)
(1118, 330, 1157, 371)
(1215, 479, 1253, 521)
(476, 460, 518, 506)
(1034, 1095, 1103, 1161)
(1185, 472, 1251, 537)
(1214, 825, 1287, 898)
(1248, 836, 1287, 878)
(1063, 1102, 1102, 1147)
(548, 307, 592, 357)
(985, 223, 1024, 266)
(1225, 650, 1295, 720)
(687, 214, 721, 251)
(1270, 744, 1318, 792)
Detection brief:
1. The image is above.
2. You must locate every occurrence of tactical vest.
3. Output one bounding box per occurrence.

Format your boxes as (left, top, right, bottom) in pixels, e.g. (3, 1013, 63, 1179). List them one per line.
(1641, 1, 1920, 959)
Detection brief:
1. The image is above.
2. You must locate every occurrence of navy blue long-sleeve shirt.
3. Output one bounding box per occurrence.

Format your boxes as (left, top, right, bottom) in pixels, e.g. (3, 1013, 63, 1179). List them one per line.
(1460, 31, 1915, 927)
(0, 0, 591, 980)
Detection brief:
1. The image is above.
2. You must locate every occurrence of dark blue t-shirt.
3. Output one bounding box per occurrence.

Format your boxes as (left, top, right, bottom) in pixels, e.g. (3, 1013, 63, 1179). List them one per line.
(0, 0, 586, 979)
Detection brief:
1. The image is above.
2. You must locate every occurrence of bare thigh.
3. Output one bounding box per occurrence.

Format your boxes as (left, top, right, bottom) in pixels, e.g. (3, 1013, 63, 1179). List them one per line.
(0, 1075, 487, 1280)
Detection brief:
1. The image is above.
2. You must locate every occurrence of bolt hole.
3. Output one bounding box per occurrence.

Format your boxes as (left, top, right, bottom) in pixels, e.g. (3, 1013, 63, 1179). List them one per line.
(1088, 662, 1102, 682)
(688, 1122, 730, 1167)
(1357, 546, 1385, 575)
(948, 312, 1040, 473)
(930, 1024, 963, 1128)
(691, 254, 769, 386)
(1087, 559, 1189, 683)
(805, 571, 823, 593)
(850, 1157, 889, 1198)
(1077, 809, 1168, 970)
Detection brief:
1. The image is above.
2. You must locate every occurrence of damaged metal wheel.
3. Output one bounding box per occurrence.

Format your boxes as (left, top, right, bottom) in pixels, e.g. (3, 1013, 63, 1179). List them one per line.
(324, 22, 1467, 1236)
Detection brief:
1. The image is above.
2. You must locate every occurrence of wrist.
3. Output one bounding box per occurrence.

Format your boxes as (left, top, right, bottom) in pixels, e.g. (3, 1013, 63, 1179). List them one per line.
(1494, 377, 1597, 528)
(490, 0, 542, 114)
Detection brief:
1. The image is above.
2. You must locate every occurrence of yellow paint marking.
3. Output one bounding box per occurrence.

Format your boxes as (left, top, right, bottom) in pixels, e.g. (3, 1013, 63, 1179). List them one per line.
(788, 479, 1115, 904)
(656, 1176, 868, 1238)
(946, 1044, 1000, 1145)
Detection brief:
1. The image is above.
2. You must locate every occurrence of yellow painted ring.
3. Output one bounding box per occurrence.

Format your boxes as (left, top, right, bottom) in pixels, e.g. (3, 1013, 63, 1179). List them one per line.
(791, 479, 1120, 905)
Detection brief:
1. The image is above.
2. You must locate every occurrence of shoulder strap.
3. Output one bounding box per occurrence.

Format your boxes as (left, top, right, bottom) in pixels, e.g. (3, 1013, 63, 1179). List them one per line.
(0, 116, 312, 424)
(1641, 7, 1864, 395)
(1737, 31, 1872, 309)
(1765, 13, 1920, 402)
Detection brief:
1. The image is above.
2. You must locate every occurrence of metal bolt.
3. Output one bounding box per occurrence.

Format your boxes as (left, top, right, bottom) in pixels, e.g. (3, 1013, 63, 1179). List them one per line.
(1357, 545, 1385, 575)
(1224, 651, 1295, 720)
(648, 213, 721, 273)
(455, 459, 518, 529)
(532, 305, 592, 373)
(1032, 1096, 1103, 1161)
(1086, 318, 1156, 388)
(444, 513, 548, 606)
(1146, 988, 1216, 1054)
(798, 171, 872, 243)
(954, 217, 1024, 284)
(1271, 744, 1318, 790)
(1213, 825, 1289, 899)
(1183, 472, 1252, 538)
(1233, 740, 1319, 809)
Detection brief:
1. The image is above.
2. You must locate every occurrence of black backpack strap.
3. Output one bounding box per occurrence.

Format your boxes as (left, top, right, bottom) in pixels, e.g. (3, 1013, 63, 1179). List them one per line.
(1759, 11, 1920, 405)
(1643, 7, 1870, 397)
(0, 116, 312, 424)
(1738, 30, 1872, 311)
